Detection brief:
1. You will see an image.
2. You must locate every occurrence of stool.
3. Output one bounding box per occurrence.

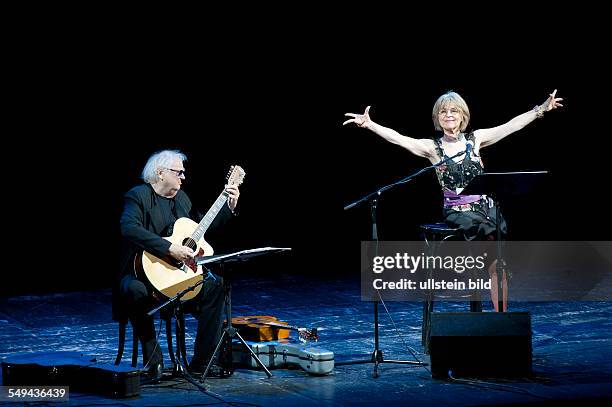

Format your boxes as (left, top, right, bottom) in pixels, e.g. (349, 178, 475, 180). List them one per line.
(114, 312, 188, 371)
(420, 223, 482, 354)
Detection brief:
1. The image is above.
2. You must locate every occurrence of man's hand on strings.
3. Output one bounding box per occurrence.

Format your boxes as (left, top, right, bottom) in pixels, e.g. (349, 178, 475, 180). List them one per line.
(169, 243, 195, 263)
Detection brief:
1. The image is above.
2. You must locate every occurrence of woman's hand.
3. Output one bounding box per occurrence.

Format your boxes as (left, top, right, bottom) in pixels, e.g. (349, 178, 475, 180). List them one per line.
(343, 106, 372, 128)
(540, 89, 564, 112)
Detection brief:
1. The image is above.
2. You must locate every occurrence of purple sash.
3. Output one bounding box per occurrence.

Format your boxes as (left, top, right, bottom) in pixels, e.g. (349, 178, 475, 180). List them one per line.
(443, 190, 482, 207)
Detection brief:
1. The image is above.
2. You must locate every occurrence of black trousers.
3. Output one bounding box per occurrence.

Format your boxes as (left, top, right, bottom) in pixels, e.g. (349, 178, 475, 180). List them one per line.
(119, 273, 225, 367)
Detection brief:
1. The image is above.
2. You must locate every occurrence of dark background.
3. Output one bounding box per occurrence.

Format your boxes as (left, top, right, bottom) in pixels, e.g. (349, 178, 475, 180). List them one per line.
(6, 30, 608, 296)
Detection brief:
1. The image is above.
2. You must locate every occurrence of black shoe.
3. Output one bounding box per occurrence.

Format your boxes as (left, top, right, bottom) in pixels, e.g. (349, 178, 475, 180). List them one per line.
(140, 361, 163, 385)
(208, 363, 234, 378)
(189, 360, 233, 378)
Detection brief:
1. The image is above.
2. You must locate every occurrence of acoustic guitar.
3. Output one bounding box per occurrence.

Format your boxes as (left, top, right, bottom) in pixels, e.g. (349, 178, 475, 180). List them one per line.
(231, 315, 318, 343)
(134, 165, 246, 301)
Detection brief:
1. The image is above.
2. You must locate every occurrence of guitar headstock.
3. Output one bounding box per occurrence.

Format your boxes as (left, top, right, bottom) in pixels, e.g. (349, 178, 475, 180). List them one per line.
(226, 165, 246, 187)
(298, 327, 319, 343)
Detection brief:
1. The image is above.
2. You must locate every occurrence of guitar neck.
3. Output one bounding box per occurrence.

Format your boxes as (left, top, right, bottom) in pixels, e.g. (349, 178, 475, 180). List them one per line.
(191, 191, 228, 241)
(263, 321, 300, 332)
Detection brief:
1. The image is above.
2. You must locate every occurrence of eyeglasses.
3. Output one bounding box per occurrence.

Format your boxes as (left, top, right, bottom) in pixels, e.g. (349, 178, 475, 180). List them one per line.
(438, 108, 461, 116)
(165, 168, 186, 177)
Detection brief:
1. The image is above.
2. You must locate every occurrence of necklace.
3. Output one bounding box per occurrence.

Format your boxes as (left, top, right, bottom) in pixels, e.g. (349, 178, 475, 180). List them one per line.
(442, 132, 464, 144)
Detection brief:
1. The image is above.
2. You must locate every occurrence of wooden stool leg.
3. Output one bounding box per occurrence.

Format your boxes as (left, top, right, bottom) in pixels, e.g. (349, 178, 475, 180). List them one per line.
(469, 262, 483, 312)
(177, 313, 189, 366)
(131, 330, 139, 368)
(422, 292, 434, 354)
(470, 300, 482, 312)
(115, 322, 126, 366)
(165, 318, 178, 369)
(422, 234, 437, 354)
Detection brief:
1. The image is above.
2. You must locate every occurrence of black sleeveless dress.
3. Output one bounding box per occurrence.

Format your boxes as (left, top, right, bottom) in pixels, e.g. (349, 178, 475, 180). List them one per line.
(433, 132, 507, 241)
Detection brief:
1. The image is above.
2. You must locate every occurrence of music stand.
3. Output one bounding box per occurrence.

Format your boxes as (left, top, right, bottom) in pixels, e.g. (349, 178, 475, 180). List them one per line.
(462, 171, 549, 312)
(194, 247, 292, 383)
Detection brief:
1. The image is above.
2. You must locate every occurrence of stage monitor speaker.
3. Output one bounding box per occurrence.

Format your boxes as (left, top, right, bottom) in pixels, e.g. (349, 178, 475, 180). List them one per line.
(429, 312, 532, 379)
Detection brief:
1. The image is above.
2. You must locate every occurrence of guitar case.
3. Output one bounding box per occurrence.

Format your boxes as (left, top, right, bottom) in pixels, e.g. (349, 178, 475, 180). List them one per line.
(1, 351, 140, 398)
(232, 339, 334, 375)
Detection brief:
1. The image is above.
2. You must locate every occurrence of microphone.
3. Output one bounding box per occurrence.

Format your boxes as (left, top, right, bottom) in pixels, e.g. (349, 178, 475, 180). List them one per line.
(465, 140, 474, 161)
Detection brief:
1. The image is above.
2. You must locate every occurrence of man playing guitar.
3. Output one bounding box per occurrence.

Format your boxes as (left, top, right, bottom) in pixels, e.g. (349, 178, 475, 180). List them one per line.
(116, 149, 241, 383)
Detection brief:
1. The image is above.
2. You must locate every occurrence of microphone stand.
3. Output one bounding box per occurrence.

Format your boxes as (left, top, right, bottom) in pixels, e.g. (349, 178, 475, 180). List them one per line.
(341, 149, 467, 378)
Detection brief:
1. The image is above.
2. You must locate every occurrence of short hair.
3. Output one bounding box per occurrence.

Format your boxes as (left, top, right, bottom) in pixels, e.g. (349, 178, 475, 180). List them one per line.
(432, 91, 471, 132)
(141, 150, 187, 184)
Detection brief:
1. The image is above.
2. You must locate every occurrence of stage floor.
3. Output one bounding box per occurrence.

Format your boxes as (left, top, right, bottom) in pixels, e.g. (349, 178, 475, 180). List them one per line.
(1, 274, 612, 406)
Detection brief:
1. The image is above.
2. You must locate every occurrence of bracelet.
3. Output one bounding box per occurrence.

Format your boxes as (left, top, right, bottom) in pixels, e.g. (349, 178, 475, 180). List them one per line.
(533, 105, 545, 119)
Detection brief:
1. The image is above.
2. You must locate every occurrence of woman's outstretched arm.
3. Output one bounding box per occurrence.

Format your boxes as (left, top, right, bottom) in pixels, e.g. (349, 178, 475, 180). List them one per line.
(475, 90, 563, 149)
(344, 106, 437, 160)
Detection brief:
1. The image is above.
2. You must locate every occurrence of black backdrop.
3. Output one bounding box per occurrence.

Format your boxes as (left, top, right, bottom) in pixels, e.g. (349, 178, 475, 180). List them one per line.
(8, 38, 608, 296)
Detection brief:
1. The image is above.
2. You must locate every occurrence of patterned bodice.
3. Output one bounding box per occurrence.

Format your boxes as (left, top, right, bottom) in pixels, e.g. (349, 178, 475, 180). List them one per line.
(433, 132, 484, 192)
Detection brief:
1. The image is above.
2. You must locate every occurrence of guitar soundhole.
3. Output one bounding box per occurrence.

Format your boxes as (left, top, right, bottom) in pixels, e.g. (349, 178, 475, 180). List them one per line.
(182, 238, 197, 250)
